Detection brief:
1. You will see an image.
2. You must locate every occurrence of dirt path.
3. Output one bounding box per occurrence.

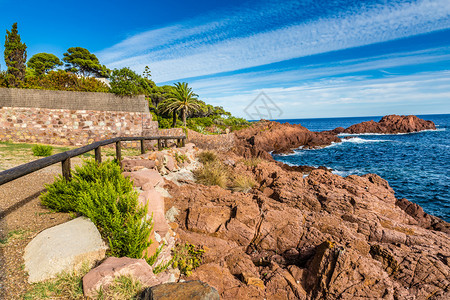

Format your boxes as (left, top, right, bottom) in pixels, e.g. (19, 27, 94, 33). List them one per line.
(0, 163, 79, 298)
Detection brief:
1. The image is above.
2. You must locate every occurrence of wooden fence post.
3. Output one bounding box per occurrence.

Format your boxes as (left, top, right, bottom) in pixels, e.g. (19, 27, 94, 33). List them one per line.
(95, 146, 102, 163)
(158, 139, 162, 151)
(62, 158, 71, 181)
(116, 141, 122, 164)
(140, 139, 145, 154)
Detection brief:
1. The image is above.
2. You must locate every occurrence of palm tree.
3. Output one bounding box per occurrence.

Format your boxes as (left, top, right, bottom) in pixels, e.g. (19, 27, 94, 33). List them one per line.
(158, 82, 201, 127)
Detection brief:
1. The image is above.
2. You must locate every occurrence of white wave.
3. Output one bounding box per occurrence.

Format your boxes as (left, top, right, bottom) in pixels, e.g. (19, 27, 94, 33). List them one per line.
(338, 128, 444, 137)
(318, 137, 389, 149)
(332, 169, 363, 177)
(341, 137, 390, 143)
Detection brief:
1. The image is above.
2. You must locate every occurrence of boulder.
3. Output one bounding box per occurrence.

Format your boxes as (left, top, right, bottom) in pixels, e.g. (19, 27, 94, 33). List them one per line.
(142, 280, 219, 300)
(82, 257, 159, 298)
(24, 217, 107, 283)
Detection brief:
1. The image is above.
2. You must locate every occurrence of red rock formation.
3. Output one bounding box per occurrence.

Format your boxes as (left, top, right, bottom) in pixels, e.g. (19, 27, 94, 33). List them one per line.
(332, 114, 436, 134)
(234, 120, 340, 158)
(165, 156, 450, 300)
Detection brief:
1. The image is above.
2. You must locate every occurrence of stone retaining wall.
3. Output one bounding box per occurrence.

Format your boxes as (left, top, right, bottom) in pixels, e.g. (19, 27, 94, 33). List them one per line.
(0, 88, 160, 146)
(187, 129, 236, 151)
(0, 107, 158, 146)
(0, 88, 149, 113)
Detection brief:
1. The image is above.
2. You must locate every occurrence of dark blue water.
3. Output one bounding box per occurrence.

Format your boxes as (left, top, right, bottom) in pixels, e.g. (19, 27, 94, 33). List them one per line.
(272, 114, 450, 222)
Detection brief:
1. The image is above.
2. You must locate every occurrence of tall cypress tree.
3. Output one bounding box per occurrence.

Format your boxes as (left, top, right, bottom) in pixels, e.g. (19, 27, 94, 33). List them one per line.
(4, 23, 27, 86)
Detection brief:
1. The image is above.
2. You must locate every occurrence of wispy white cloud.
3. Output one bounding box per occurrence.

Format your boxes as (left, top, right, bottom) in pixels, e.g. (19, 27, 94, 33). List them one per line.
(189, 47, 450, 95)
(199, 71, 450, 119)
(98, 0, 450, 82)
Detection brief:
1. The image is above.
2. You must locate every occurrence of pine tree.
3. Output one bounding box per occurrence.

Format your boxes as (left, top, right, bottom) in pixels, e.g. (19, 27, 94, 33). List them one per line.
(4, 23, 27, 86)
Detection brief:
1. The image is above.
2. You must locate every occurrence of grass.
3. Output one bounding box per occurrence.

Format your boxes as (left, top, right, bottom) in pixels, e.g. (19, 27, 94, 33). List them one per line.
(23, 263, 90, 300)
(231, 175, 257, 193)
(96, 276, 143, 300)
(23, 264, 146, 300)
(197, 151, 218, 164)
(0, 229, 29, 245)
(194, 161, 229, 188)
(242, 157, 262, 167)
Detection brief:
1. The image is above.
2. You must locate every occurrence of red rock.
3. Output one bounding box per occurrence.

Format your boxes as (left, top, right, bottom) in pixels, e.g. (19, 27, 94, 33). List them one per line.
(82, 257, 159, 298)
(333, 114, 436, 134)
(123, 169, 163, 190)
(163, 149, 450, 300)
(234, 120, 340, 157)
(139, 189, 169, 237)
(121, 159, 156, 172)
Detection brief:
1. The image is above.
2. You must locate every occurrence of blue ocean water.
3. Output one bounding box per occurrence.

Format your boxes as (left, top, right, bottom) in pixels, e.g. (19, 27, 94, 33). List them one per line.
(272, 114, 450, 222)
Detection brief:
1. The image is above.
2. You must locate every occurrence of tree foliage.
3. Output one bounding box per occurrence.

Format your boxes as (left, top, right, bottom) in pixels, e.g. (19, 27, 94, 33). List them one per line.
(63, 47, 110, 77)
(4, 22, 27, 86)
(158, 82, 201, 127)
(109, 67, 155, 96)
(24, 70, 109, 92)
(27, 52, 63, 75)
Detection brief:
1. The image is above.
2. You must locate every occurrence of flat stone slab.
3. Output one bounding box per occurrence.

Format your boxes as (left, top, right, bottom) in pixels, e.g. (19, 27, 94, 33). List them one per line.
(24, 217, 108, 283)
(83, 257, 158, 298)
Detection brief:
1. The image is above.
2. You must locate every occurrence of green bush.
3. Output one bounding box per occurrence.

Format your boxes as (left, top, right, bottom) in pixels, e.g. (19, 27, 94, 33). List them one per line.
(32, 144, 53, 157)
(41, 160, 152, 258)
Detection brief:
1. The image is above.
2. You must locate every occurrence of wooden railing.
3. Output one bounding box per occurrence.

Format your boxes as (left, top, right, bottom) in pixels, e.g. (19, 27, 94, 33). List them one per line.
(0, 135, 186, 185)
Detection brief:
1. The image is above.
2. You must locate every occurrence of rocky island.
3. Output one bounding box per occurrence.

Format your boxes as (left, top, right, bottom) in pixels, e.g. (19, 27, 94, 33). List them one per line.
(331, 114, 437, 134)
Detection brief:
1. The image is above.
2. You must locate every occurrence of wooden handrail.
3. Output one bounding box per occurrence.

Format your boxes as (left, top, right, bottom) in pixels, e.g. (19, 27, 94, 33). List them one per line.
(0, 135, 186, 185)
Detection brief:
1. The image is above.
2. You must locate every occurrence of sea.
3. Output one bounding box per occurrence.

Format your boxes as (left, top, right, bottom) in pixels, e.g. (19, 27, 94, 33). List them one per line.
(271, 114, 450, 222)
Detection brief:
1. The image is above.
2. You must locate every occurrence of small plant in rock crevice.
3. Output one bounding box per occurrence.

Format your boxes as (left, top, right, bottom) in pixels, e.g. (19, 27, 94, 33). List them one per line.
(171, 243, 205, 276)
(194, 161, 229, 188)
(231, 174, 257, 193)
(197, 150, 218, 164)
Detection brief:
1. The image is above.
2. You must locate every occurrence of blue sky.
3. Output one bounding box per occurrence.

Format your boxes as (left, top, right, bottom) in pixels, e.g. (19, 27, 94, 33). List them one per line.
(1, 0, 449, 119)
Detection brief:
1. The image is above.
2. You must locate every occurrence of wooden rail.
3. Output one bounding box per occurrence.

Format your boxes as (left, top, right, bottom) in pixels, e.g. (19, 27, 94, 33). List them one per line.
(0, 135, 186, 185)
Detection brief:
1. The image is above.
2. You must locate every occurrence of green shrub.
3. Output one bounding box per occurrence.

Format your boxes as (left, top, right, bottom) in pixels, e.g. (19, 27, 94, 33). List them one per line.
(231, 175, 257, 193)
(194, 161, 229, 188)
(197, 151, 217, 164)
(32, 144, 53, 156)
(171, 243, 205, 276)
(41, 160, 152, 258)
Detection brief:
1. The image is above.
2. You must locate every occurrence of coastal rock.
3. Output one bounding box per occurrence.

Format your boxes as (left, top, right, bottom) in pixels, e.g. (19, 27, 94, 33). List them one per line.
(24, 217, 107, 283)
(234, 120, 340, 157)
(165, 152, 450, 300)
(332, 114, 436, 134)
